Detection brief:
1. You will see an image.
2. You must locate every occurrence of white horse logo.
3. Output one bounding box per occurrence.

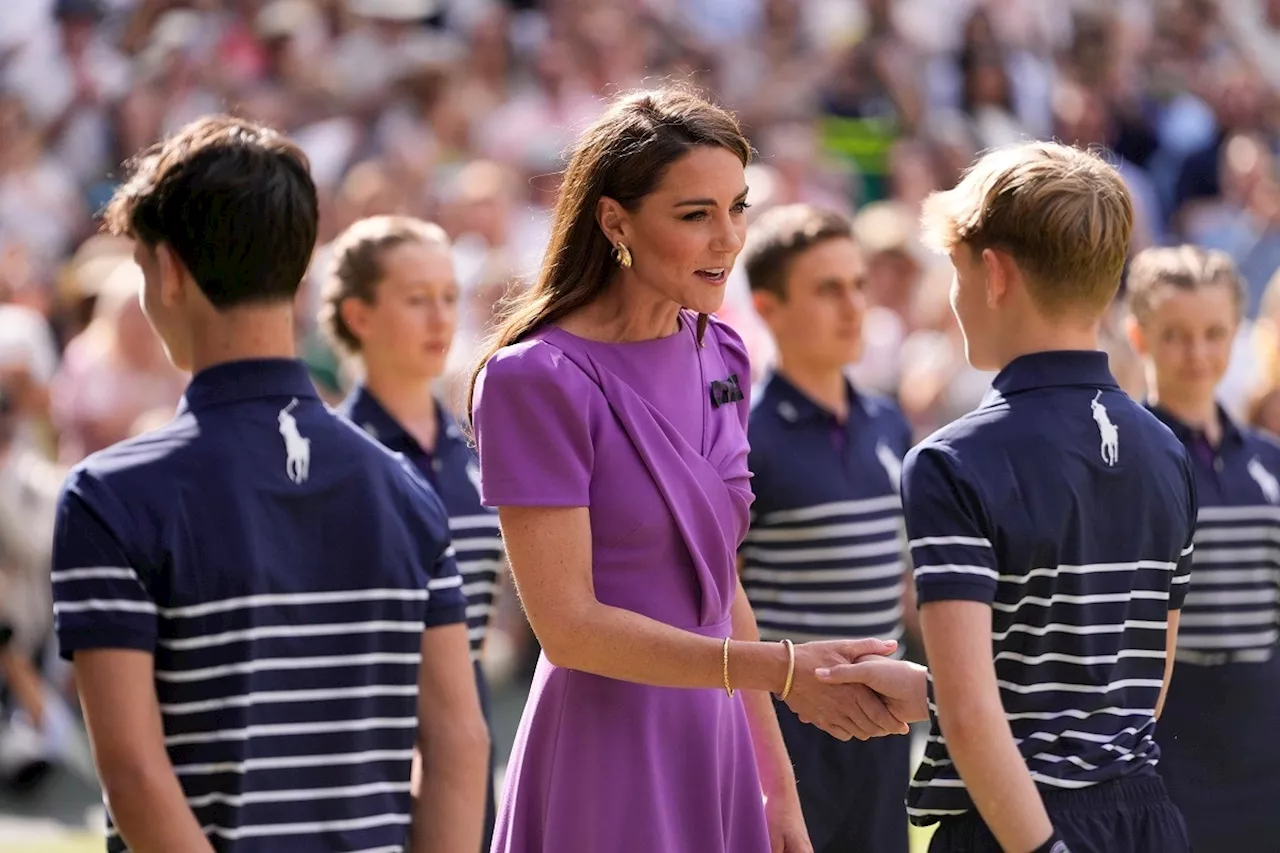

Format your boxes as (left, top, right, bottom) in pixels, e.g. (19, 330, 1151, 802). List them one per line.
(278, 398, 310, 484)
(1248, 457, 1280, 504)
(1091, 391, 1119, 466)
(875, 441, 903, 493)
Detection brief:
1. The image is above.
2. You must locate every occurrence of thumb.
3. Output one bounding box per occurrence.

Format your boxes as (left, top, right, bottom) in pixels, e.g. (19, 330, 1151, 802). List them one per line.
(814, 661, 875, 686)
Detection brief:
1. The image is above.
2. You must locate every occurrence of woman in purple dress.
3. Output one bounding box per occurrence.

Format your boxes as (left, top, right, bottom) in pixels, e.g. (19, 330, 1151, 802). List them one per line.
(468, 85, 907, 853)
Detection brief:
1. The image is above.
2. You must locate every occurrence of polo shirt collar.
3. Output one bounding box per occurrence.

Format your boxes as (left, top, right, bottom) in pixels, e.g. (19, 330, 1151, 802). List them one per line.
(984, 351, 1118, 405)
(1146, 401, 1245, 449)
(343, 384, 463, 452)
(177, 358, 318, 415)
(763, 370, 868, 425)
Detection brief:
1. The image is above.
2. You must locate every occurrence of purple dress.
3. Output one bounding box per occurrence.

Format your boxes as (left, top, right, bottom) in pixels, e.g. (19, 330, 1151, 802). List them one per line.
(472, 311, 770, 853)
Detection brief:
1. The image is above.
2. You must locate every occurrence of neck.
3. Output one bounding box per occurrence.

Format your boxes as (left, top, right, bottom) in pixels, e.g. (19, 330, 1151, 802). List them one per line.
(187, 304, 297, 374)
(996, 311, 1101, 368)
(1148, 381, 1221, 443)
(569, 275, 683, 342)
(364, 368, 438, 435)
(777, 358, 849, 420)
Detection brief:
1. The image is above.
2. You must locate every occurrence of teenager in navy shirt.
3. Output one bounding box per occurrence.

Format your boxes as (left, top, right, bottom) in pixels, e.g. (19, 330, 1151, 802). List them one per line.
(323, 214, 504, 851)
(819, 142, 1194, 853)
(49, 116, 489, 853)
(739, 204, 913, 853)
(1123, 245, 1280, 852)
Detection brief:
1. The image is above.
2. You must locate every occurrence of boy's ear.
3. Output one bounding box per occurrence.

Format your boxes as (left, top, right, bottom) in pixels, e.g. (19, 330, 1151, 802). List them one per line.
(158, 244, 188, 309)
(1125, 312, 1147, 357)
(979, 248, 1010, 309)
(752, 288, 783, 323)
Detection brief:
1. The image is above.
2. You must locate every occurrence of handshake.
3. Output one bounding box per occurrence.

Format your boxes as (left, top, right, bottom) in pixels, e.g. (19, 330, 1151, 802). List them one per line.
(779, 638, 929, 742)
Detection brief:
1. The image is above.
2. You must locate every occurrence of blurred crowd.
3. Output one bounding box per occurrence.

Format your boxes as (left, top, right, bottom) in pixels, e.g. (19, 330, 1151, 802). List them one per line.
(4, 0, 1280, 792)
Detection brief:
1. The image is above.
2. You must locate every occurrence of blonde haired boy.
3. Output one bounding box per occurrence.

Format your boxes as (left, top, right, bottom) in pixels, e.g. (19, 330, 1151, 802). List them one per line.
(819, 142, 1194, 853)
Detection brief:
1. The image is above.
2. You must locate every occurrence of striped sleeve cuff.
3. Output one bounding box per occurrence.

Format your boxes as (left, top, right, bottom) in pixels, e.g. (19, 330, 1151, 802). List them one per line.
(424, 546, 466, 628)
(1169, 542, 1194, 611)
(910, 536, 998, 605)
(51, 567, 158, 659)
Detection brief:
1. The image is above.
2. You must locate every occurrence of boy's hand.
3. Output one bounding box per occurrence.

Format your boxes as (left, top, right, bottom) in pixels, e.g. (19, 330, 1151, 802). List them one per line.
(783, 638, 910, 741)
(815, 657, 930, 724)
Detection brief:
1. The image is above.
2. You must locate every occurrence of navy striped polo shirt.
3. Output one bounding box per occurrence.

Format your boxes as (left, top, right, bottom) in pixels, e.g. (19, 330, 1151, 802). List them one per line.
(741, 371, 912, 650)
(1147, 403, 1280, 665)
(339, 386, 504, 660)
(51, 359, 466, 853)
(901, 351, 1196, 825)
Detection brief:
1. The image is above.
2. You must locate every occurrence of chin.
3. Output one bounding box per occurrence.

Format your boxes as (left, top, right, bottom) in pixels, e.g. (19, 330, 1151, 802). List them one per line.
(678, 290, 728, 318)
(406, 358, 446, 384)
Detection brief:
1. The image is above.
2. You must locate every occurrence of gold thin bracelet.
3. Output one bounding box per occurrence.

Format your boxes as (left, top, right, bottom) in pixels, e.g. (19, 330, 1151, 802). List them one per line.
(779, 639, 796, 701)
(722, 636, 735, 697)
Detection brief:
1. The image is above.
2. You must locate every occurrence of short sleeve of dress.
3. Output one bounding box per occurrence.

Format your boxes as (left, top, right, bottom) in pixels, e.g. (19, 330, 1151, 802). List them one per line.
(473, 340, 597, 508)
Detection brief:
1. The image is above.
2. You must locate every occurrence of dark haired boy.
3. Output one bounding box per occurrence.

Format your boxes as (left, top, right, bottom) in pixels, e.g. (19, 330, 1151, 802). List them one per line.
(740, 203, 914, 853)
(50, 116, 489, 853)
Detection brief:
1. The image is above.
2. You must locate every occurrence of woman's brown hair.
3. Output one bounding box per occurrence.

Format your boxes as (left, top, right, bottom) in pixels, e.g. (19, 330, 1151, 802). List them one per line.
(464, 84, 752, 421)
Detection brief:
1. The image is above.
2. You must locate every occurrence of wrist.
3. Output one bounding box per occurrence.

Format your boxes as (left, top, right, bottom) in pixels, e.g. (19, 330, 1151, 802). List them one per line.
(725, 639, 790, 694)
(1030, 829, 1069, 853)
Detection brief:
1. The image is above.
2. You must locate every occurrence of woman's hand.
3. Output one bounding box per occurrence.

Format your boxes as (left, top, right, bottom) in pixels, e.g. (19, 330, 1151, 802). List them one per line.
(765, 788, 813, 853)
(782, 638, 910, 741)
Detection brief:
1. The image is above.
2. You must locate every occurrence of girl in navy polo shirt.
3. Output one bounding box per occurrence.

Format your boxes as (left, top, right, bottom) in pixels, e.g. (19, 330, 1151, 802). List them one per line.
(1125, 245, 1280, 852)
(322, 215, 505, 851)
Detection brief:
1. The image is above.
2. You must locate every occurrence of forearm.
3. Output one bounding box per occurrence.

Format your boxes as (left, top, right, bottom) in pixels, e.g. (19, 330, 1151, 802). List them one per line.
(730, 583, 797, 801)
(411, 721, 490, 853)
(940, 698, 1053, 853)
(535, 599, 790, 694)
(1156, 610, 1181, 720)
(100, 764, 213, 853)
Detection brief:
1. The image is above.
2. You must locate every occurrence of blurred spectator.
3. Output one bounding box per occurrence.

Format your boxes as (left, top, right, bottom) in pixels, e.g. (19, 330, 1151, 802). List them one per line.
(48, 260, 185, 464)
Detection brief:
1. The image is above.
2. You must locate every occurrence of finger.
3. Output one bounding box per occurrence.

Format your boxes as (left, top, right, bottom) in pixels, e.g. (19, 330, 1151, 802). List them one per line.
(821, 720, 855, 742)
(839, 637, 898, 659)
(853, 686, 909, 736)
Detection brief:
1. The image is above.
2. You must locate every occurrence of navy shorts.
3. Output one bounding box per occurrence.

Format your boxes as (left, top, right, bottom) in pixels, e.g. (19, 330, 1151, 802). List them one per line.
(927, 773, 1188, 853)
(774, 698, 911, 853)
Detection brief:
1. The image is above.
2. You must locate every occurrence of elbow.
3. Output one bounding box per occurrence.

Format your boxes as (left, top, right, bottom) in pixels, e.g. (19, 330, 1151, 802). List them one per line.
(933, 692, 1001, 749)
(96, 756, 171, 809)
(538, 637, 575, 669)
(526, 605, 593, 670)
(421, 710, 490, 767)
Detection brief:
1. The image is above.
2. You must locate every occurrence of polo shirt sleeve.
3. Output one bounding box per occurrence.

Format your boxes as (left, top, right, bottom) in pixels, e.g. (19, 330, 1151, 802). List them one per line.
(1169, 454, 1198, 611)
(51, 473, 157, 660)
(399, 460, 467, 629)
(473, 342, 596, 508)
(901, 444, 999, 606)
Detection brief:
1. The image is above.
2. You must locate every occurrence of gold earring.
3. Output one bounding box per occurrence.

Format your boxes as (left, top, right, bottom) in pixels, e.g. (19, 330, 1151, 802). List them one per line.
(614, 242, 633, 269)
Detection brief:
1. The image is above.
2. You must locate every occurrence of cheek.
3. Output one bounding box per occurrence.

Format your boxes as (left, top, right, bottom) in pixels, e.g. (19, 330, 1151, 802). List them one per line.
(436, 302, 460, 334)
(639, 222, 696, 270)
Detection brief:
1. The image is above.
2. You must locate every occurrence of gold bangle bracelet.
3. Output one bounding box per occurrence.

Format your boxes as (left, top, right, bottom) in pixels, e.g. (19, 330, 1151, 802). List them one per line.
(779, 639, 796, 701)
(722, 636, 735, 697)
